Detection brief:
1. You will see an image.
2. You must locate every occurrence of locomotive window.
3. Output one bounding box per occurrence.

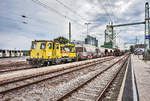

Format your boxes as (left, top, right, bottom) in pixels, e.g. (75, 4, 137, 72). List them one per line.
(40, 43, 46, 49)
(68, 46, 72, 52)
(64, 47, 70, 52)
(49, 43, 52, 49)
(32, 43, 37, 49)
(75, 47, 86, 52)
(56, 44, 59, 49)
(61, 47, 65, 51)
(68, 46, 74, 52)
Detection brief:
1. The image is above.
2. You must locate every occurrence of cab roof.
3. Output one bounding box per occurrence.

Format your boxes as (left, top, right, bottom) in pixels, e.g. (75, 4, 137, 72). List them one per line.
(33, 40, 53, 42)
(65, 43, 75, 46)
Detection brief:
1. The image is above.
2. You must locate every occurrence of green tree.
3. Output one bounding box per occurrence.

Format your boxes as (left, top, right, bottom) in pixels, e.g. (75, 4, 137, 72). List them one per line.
(130, 45, 134, 53)
(54, 36, 69, 44)
(147, 49, 150, 54)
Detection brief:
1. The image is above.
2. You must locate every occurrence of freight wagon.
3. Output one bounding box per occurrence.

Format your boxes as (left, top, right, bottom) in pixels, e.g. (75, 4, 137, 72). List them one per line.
(75, 44, 103, 60)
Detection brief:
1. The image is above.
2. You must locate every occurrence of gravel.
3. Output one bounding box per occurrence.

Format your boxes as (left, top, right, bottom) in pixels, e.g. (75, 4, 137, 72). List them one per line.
(0, 58, 113, 94)
(0, 57, 125, 101)
(65, 63, 122, 101)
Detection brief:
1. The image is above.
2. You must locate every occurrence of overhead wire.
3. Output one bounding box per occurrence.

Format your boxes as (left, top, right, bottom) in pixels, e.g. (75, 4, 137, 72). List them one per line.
(98, 0, 113, 23)
(106, 0, 117, 23)
(54, 0, 112, 24)
(0, 14, 70, 33)
(31, 0, 85, 28)
(55, 0, 88, 21)
(0, 16, 24, 23)
(85, 0, 114, 33)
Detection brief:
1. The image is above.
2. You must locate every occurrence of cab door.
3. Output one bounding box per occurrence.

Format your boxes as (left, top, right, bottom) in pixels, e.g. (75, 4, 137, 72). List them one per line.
(46, 42, 53, 59)
(38, 42, 46, 59)
(30, 41, 38, 58)
(55, 43, 61, 58)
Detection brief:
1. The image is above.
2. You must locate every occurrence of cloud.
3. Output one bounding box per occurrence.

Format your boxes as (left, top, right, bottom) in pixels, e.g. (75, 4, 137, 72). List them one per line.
(0, 0, 148, 50)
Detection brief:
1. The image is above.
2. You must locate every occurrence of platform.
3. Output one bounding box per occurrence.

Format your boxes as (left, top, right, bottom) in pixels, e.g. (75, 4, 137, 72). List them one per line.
(132, 55, 150, 101)
(119, 55, 150, 101)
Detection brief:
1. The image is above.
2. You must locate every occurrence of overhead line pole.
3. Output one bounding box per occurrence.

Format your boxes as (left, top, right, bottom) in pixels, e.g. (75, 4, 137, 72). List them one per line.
(104, 2, 150, 57)
(110, 21, 145, 28)
(106, 21, 145, 49)
(144, 2, 150, 57)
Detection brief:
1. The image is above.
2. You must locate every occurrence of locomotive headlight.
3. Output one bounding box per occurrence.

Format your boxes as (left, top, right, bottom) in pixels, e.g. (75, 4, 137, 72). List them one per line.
(49, 52, 51, 56)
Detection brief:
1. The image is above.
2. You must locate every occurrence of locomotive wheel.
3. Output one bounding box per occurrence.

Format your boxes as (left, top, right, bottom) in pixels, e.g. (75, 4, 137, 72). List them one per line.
(47, 61, 52, 66)
(36, 62, 43, 68)
(34, 61, 44, 68)
(55, 59, 59, 64)
(43, 61, 48, 66)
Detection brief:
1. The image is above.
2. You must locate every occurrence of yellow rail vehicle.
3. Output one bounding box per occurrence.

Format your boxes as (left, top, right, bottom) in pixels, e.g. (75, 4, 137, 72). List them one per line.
(27, 40, 77, 67)
(65, 43, 76, 60)
(61, 43, 77, 62)
(28, 40, 62, 67)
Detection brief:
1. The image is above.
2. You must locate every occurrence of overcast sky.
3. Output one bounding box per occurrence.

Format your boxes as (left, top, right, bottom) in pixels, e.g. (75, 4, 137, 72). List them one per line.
(0, 0, 148, 50)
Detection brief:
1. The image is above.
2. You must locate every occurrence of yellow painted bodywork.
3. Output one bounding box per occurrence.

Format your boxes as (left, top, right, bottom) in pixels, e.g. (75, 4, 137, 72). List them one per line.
(30, 40, 76, 61)
(65, 44, 77, 58)
(60, 44, 69, 58)
(53, 43, 62, 59)
(30, 41, 57, 59)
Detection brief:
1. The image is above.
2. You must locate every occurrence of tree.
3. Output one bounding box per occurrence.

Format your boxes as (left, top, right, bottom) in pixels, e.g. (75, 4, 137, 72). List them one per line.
(148, 49, 150, 54)
(130, 45, 134, 53)
(54, 36, 69, 44)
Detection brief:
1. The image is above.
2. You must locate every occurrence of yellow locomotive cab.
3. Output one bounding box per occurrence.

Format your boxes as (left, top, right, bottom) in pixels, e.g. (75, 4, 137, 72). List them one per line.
(60, 44, 69, 58)
(66, 44, 76, 58)
(63, 43, 77, 61)
(28, 40, 54, 67)
(30, 40, 53, 59)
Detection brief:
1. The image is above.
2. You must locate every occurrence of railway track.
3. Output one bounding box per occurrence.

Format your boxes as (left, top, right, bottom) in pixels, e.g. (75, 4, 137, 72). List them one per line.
(46, 55, 129, 101)
(0, 56, 116, 95)
(0, 57, 112, 74)
(0, 65, 34, 74)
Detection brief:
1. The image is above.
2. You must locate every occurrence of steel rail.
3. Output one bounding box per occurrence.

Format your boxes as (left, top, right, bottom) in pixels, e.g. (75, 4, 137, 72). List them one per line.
(56, 55, 128, 101)
(0, 57, 115, 94)
(0, 66, 34, 74)
(0, 57, 114, 85)
(96, 55, 129, 101)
